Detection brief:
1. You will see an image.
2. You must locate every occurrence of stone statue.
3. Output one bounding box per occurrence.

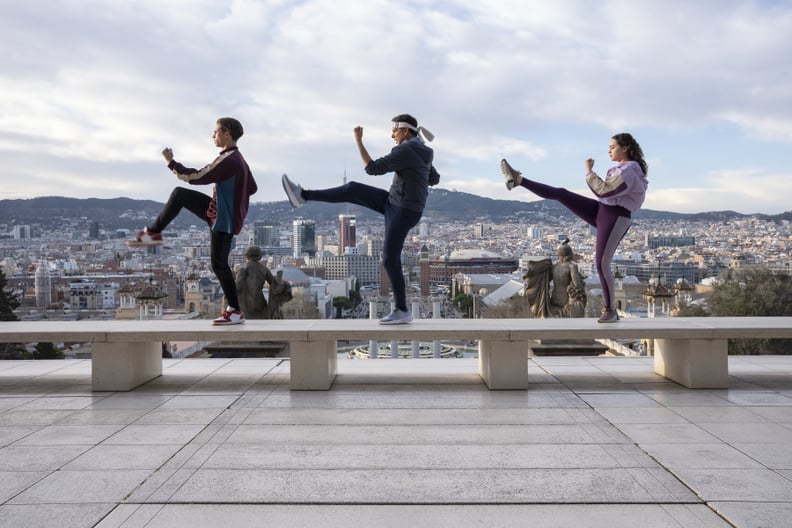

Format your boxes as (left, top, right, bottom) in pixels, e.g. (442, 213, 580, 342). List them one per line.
(523, 239, 587, 318)
(235, 246, 276, 319)
(267, 269, 293, 320)
(523, 258, 553, 318)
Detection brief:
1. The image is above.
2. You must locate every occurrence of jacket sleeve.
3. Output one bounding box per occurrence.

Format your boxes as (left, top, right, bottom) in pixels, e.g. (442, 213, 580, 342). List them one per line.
(168, 150, 238, 186)
(586, 167, 628, 199)
(364, 145, 409, 176)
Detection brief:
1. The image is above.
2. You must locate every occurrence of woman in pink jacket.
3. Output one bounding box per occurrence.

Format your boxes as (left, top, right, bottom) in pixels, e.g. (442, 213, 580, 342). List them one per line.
(501, 133, 648, 323)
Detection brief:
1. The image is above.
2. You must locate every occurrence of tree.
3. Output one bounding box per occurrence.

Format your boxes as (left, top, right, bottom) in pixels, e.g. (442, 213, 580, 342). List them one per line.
(33, 342, 64, 360)
(708, 268, 792, 354)
(0, 266, 20, 321)
(0, 266, 26, 359)
(333, 296, 353, 318)
(348, 288, 362, 307)
(453, 293, 472, 318)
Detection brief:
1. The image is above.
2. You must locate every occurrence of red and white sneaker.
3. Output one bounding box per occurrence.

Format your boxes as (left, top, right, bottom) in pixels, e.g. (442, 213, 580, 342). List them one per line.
(127, 228, 163, 247)
(212, 307, 245, 326)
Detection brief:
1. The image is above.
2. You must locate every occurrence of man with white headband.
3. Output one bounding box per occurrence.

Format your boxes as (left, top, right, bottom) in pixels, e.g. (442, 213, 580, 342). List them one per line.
(282, 114, 439, 325)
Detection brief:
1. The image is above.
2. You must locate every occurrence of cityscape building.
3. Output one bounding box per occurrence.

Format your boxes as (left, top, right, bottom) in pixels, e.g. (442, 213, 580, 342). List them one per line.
(1, 196, 789, 324)
(645, 234, 696, 249)
(12, 225, 30, 240)
(420, 250, 519, 296)
(292, 219, 316, 258)
(338, 214, 356, 255)
(319, 254, 380, 285)
(253, 222, 280, 250)
(34, 260, 51, 308)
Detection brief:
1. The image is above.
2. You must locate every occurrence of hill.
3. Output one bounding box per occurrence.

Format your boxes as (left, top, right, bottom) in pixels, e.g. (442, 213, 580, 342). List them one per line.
(1, 191, 789, 233)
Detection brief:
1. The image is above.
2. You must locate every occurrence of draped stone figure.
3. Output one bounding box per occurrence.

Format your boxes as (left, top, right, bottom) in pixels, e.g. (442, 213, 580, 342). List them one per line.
(523, 240, 587, 318)
(267, 269, 293, 320)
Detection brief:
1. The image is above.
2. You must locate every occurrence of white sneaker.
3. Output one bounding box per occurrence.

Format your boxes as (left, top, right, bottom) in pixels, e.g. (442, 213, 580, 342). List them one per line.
(212, 307, 245, 325)
(379, 309, 413, 325)
(500, 159, 521, 190)
(281, 173, 306, 208)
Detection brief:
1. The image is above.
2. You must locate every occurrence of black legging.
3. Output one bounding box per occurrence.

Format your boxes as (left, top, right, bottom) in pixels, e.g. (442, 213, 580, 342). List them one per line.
(303, 182, 422, 311)
(150, 187, 240, 310)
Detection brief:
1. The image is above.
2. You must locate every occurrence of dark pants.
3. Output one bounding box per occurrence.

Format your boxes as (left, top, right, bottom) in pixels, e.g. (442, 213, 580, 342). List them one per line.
(518, 179, 631, 311)
(149, 187, 240, 310)
(303, 182, 422, 311)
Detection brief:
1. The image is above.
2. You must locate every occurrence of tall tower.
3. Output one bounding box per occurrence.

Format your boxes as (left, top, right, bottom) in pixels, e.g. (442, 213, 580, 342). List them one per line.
(292, 219, 316, 257)
(34, 260, 51, 308)
(184, 272, 203, 314)
(338, 214, 356, 255)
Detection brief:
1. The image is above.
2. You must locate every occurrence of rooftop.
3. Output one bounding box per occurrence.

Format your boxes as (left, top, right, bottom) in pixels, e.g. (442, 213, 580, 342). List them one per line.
(1, 355, 791, 527)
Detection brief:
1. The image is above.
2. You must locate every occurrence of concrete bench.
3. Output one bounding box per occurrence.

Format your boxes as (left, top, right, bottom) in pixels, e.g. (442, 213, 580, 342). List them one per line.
(1, 317, 790, 391)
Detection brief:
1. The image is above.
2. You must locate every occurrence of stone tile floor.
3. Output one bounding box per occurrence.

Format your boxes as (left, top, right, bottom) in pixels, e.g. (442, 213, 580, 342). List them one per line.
(0, 355, 791, 527)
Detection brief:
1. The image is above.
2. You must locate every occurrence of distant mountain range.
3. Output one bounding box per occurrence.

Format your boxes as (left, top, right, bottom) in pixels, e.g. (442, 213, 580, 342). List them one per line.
(1, 190, 790, 233)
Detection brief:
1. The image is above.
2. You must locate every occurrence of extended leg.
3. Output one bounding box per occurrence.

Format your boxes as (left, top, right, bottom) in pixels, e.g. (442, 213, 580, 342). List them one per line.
(303, 182, 389, 214)
(150, 187, 211, 233)
(517, 179, 600, 228)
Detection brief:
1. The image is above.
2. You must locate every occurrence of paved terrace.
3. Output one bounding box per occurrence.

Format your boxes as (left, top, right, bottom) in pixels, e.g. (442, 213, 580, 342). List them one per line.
(1, 356, 791, 528)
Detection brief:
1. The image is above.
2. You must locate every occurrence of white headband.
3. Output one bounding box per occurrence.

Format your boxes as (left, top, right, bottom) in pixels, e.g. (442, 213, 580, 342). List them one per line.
(392, 121, 435, 142)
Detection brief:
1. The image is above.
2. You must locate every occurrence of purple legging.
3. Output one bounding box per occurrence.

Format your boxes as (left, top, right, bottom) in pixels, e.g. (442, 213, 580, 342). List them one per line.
(518, 178, 631, 310)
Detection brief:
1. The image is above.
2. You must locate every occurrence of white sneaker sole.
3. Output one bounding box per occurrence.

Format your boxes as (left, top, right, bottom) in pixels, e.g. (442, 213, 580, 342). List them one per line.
(126, 240, 163, 247)
(500, 159, 519, 190)
(212, 319, 245, 326)
(281, 174, 305, 208)
(379, 315, 413, 325)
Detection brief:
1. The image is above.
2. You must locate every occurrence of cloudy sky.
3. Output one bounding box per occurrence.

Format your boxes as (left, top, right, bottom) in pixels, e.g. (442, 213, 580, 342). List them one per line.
(2, 0, 791, 214)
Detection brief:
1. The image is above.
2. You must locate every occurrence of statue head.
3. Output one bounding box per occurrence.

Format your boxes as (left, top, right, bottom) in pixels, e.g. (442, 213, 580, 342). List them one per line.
(245, 246, 262, 261)
(557, 239, 573, 262)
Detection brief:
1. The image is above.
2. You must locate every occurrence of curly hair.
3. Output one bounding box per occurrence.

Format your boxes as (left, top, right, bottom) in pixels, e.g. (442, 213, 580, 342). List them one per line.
(612, 133, 648, 175)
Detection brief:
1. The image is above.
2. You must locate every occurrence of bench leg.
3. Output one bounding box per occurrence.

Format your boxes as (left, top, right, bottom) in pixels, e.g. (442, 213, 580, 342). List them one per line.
(478, 339, 529, 389)
(289, 340, 337, 390)
(654, 338, 728, 389)
(91, 341, 162, 391)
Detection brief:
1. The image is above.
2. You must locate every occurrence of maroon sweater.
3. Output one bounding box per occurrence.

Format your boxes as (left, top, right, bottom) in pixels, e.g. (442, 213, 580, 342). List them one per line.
(168, 147, 257, 235)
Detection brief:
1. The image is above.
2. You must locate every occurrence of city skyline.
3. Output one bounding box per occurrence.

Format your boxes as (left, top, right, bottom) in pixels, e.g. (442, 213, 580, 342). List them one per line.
(2, 2, 792, 215)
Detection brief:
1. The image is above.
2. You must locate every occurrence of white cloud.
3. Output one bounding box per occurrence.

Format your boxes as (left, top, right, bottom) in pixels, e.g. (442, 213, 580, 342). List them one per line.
(645, 167, 792, 214)
(0, 0, 791, 215)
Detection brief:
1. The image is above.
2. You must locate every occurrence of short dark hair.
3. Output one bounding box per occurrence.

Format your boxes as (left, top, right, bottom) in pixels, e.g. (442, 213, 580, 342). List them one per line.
(391, 113, 418, 134)
(217, 117, 244, 141)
